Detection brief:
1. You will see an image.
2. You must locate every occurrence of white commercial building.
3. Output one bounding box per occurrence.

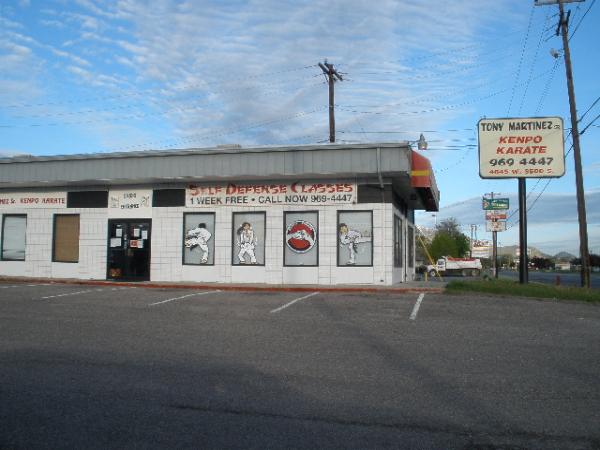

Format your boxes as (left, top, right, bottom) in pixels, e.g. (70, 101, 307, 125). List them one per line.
(0, 143, 439, 285)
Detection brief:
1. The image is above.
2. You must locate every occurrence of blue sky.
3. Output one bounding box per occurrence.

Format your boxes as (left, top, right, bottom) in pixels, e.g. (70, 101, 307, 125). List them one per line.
(1, 0, 599, 255)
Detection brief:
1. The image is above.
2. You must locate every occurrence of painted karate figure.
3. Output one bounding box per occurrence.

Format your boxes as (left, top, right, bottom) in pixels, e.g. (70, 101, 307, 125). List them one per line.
(185, 223, 212, 264)
(339, 223, 370, 265)
(237, 222, 258, 264)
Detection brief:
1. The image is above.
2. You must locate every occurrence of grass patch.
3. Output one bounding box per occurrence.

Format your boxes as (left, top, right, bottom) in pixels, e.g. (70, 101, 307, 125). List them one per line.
(446, 278, 600, 303)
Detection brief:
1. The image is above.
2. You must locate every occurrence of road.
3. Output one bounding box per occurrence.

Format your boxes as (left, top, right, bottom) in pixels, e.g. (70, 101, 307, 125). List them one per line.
(1, 282, 599, 449)
(498, 269, 600, 288)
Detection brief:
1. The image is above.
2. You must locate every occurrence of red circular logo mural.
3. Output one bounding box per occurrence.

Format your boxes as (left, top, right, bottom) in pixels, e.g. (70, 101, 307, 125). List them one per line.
(286, 220, 317, 253)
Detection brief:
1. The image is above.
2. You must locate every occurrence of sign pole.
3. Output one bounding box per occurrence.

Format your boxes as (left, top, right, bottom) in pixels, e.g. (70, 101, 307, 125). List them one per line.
(518, 178, 528, 284)
(493, 230, 498, 279)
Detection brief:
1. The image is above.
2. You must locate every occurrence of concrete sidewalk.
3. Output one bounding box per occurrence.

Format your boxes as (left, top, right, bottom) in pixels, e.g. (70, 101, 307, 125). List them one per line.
(0, 276, 446, 294)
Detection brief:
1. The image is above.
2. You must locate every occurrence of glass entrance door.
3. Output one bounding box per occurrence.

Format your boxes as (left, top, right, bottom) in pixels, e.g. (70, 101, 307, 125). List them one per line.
(107, 219, 151, 281)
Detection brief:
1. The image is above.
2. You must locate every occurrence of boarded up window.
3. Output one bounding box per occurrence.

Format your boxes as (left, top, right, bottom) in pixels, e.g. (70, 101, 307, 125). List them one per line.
(53, 215, 80, 263)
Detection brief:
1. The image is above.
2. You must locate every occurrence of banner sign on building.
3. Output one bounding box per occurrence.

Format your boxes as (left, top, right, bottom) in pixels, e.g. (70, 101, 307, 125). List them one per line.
(478, 117, 565, 179)
(109, 189, 152, 217)
(0, 192, 66, 209)
(187, 181, 356, 207)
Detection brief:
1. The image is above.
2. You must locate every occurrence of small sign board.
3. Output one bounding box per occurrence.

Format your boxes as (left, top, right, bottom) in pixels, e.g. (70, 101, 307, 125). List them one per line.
(478, 117, 565, 179)
(485, 211, 508, 220)
(482, 198, 509, 210)
(486, 220, 507, 232)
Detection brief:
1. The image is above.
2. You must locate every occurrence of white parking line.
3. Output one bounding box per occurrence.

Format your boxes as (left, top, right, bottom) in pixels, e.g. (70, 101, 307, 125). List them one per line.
(149, 290, 221, 306)
(270, 292, 320, 313)
(41, 289, 98, 300)
(409, 293, 425, 320)
(1, 284, 51, 289)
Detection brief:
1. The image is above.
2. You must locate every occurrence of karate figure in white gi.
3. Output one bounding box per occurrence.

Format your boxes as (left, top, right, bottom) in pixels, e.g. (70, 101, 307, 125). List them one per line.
(339, 223, 370, 265)
(237, 222, 258, 264)
(185, 223, 212, 264)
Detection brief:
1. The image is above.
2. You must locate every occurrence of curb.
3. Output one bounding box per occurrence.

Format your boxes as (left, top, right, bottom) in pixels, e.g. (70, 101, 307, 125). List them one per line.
(0, 277, 445, 294)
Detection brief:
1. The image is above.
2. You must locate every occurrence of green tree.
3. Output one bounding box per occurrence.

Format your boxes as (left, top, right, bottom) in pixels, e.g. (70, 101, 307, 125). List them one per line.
(431, 218, 470, 258)
(530, 256, 553, 270)
(428, 231, 459, 260)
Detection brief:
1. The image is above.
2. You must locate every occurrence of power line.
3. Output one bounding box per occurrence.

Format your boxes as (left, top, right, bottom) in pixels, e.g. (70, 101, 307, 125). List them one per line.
(507, 4, 535, 115)
(518, 9, 550, 115)
(4, 80, 326, 122)
(580, 112, 600, 135)
(569, 0, 596, 41)
(338, 31, 526, 68)
(578, 94, 600, 124)
(102, 106, 329, 153)
(3, 64, 320, 110)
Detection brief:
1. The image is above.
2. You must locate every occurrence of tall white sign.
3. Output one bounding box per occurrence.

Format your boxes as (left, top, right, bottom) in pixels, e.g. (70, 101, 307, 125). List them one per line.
(478, 117, 565, 179)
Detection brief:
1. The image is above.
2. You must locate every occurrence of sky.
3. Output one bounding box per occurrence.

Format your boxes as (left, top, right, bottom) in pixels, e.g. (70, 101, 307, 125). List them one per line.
(0, 0, 599, 256)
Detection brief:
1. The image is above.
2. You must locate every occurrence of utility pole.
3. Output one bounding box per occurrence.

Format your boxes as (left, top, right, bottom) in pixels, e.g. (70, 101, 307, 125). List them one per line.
(318, 61, 343, 143)
(470, 224, 477, 258)
(484, 192, 502, 279)
(535, 0, 590, 288)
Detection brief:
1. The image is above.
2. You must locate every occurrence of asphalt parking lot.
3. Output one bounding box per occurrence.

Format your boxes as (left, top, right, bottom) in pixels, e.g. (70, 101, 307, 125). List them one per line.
(1, 282, 599, 449)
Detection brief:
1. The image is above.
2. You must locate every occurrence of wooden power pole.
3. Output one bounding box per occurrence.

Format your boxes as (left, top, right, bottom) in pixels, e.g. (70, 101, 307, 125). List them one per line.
(318, 61, 343, 143)
(535, 0, 590, 287)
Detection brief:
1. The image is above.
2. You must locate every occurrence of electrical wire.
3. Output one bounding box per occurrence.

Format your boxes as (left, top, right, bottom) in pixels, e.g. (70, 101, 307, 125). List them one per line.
(101, 106, 328, 153)
(569, 0, 596, 42)
(578, 95, 600, 124)
(507, 4, 535, 115)
(518, 9, 550, 115)
(3, 64, 320, 110)
(580, 112, 600, 135)
(5, 80, 326, 122)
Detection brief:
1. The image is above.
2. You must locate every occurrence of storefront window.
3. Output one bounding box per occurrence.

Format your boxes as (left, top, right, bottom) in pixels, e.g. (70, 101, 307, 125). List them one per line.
(183, 212, 215, 265)
(337, 211, 373, 266)
(394, 215, 403, 267)
(53, 214, 80, 263)
(232, 212, 266, 266)
(408, 225, 415, 268)
(284, 211, 318, 266)
(1, 215, 27, 261)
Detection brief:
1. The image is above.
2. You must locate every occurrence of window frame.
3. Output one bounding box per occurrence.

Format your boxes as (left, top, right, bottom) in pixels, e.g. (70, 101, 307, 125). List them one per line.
(393, 215, 403, 268)
(408, 225, 415, 268)
(1, 214, 27, 261)
(283, 210, 319, 267)
(182, 212, 216, 266)
(52, 214, 80, 263)
(231, 211, 267, 266)
(336, 210, 374, 267)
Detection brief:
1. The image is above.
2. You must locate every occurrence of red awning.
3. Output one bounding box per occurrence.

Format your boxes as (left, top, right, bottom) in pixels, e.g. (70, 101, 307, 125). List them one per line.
(411, 150, 432, 188)
(410, 150, 439, 211)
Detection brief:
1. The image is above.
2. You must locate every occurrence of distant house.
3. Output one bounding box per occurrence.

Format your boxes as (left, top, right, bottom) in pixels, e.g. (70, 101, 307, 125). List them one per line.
(555, 262, 571, 271)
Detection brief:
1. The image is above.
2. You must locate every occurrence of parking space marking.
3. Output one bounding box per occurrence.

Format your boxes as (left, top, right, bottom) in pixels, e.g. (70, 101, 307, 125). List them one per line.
(1, 284, 51, 289)
(270, 292, 320, 313)
(41, 289, 99, 300)
(409, 293, 425, 320)
(148, 290, 221, 306)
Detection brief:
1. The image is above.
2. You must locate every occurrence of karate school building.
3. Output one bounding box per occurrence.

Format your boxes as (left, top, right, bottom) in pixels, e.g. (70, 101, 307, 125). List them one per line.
(0, 143, 439, 286)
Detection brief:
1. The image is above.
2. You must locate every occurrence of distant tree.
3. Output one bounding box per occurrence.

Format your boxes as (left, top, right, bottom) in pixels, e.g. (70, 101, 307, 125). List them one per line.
(428, 231, 459, 261)
(530, 256, 553, 270)
(571, 254, 600, 268)
(434, 218, 470, 257)
(498, 254, 512, 269)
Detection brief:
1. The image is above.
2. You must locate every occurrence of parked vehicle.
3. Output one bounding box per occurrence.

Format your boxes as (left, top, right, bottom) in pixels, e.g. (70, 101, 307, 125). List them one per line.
(427, 256, 482, 277)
